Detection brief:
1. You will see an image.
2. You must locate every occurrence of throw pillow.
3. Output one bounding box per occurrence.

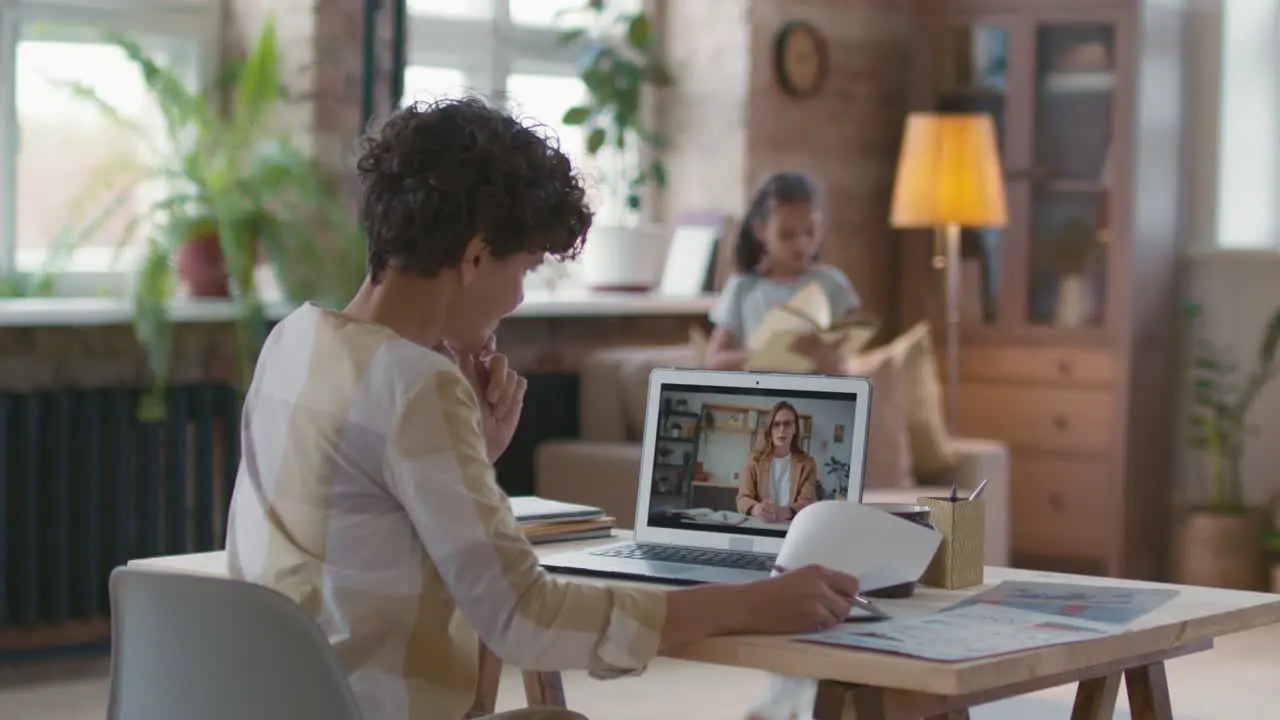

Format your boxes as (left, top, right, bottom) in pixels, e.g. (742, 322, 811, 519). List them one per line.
(883, 322, 956, 475)
(844, 346, 915, 489)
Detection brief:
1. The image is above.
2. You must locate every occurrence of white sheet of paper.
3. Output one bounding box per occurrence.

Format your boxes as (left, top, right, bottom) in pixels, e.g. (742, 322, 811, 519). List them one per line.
(775, 501, 942, 591)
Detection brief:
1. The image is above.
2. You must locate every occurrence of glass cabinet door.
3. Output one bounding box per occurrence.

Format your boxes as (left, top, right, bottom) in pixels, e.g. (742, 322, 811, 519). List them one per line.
(1026, 23, 1115, 330)
(930, 23, 1010, 327)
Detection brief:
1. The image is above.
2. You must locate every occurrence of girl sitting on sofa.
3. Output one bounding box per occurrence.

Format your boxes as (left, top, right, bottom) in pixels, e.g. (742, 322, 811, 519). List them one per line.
(705, 171, 863, 375)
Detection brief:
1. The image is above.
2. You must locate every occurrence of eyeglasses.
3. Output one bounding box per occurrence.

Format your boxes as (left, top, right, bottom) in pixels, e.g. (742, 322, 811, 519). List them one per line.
(772, 418, 796, 429)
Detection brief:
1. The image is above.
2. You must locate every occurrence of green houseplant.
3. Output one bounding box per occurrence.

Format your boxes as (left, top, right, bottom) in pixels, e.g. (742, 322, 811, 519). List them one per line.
(558, 0, 673, 212)
(1177, 298, 1280, 589)
(824, 456, 852, 500)
(52, 19, 364, 418)
(553, 1, 674, 291)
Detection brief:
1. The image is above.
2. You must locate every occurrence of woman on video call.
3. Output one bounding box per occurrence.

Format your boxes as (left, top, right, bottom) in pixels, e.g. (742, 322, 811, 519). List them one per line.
(735, 401, 817, 522)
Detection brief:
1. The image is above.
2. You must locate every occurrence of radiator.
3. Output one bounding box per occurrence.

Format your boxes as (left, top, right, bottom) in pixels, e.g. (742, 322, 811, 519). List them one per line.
(0, 384, 240, 656)
(0, 373, 577, 660)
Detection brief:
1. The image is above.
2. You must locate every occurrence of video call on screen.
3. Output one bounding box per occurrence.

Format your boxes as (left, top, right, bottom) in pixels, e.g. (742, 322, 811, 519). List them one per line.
(646, 384, 860, 539)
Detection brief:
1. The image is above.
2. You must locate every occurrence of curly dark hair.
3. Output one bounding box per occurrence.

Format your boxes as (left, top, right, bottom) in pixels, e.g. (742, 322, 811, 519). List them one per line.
(355, 96, 592, 281)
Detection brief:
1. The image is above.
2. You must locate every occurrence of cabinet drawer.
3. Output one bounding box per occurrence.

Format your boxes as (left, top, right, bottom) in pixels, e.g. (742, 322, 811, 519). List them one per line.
(957, 382, 1114, 453)
(1011, 455, 1118, 560)
(961, 347, 1117, 387)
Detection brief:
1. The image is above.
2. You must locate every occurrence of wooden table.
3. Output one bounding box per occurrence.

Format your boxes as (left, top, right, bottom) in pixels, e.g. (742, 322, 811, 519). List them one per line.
(128, 536, 1280, 720)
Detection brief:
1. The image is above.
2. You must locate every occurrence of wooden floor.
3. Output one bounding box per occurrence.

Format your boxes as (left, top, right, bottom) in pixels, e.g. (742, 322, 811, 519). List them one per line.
(2, 625, 1277, 719)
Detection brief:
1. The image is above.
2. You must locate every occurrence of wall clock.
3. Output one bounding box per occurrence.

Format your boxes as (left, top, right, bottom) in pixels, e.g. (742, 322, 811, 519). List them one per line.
(773, 21, 829, 98)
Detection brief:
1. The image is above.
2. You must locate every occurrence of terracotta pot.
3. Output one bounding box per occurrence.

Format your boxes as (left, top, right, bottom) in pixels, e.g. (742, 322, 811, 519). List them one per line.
(175, 231, 230, 297)
(1174, 508, 1267, 590)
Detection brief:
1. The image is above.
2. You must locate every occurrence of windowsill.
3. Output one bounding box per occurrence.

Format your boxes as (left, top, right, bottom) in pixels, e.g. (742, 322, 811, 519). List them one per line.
(1185, 246, 1280, 262)
(0, 289, 718, 328)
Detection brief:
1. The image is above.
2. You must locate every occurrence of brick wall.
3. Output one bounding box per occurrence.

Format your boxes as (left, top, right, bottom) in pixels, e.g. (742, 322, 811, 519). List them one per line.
(226, 0, 397, 206)
(659, 0, 751, 221)
(662, 0, 916, 326)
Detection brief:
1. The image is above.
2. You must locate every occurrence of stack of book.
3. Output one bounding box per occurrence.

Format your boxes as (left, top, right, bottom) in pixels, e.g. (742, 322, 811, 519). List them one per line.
(509, 496, 615, 544)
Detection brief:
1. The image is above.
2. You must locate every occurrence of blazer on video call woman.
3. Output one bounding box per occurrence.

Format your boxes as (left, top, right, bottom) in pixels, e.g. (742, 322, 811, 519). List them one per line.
(735, 401, 817, 522)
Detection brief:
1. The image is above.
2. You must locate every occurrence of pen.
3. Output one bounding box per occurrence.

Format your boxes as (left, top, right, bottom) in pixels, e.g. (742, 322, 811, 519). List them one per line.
(770, 565, 891, 621)
(969, 477, 990, 502)
(850, 595, 891, 621)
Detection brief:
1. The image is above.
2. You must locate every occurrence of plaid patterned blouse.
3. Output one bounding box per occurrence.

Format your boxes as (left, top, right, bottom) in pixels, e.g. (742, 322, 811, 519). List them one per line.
(226, 303, 665, 720)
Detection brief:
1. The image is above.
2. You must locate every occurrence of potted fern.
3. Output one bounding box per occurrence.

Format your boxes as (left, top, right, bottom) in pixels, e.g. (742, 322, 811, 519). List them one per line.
(557, 0, 674, 291)
(1178, 298, 1280, 590)
(52, 19, 364, 418)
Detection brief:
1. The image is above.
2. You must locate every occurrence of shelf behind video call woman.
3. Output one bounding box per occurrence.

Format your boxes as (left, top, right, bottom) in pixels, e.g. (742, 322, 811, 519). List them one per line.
(734, 401, 817, 522)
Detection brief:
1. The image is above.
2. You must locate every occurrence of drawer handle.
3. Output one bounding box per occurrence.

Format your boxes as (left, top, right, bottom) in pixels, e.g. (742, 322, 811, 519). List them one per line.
(1056, 359, 1072, 378)
(1052, 414, 1069, 431)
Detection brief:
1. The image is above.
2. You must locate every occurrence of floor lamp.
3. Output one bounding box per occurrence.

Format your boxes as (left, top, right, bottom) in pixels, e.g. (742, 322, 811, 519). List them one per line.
(889, 112, 1008, 433)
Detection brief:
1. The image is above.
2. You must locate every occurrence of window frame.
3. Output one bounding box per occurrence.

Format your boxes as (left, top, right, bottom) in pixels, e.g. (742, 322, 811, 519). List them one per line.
(0, 0, 219, 293)
(404, 0, 650, 290)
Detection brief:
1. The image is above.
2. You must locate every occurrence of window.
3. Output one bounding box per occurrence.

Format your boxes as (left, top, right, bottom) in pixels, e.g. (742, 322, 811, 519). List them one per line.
(1215, 0, 1280, 248)
(505, 73, 586, 167)
(402, 65, 472, 106)
(508, 0, 586, 28)
(406, 0, 646, 288)
(0, 1, 217, 283)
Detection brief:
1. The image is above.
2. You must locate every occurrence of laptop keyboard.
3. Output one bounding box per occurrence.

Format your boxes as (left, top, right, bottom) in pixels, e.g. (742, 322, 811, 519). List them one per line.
(589, 543, 775, 572)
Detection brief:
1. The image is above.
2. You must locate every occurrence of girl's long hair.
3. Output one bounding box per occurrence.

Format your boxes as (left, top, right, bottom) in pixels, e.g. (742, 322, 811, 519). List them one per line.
(735, 172, 821, 273)
(751, 401, 803, 461)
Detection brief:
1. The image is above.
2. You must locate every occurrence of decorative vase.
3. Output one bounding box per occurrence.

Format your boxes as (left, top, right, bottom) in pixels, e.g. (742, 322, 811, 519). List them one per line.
(579, 224, 669, 292)
(1174, 508, 1268, 590)
(1055, 273, 1090, 327)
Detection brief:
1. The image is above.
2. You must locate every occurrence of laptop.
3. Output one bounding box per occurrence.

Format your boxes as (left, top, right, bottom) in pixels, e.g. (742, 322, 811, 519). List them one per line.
(541, 368, 872, 585)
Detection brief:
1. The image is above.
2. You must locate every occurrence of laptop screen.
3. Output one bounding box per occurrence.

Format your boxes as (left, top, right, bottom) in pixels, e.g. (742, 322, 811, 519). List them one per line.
(643, 381, 863, 540)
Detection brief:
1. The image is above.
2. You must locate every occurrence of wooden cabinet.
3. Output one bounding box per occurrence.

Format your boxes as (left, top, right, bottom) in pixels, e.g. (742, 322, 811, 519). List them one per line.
(900, 1, 1186, 579)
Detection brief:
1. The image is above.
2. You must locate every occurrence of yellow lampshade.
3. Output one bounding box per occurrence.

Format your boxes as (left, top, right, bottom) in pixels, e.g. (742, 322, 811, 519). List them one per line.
(890, 112, 1008, 229)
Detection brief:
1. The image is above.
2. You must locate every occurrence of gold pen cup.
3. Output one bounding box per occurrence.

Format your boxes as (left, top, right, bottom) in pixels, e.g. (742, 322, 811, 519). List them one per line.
(918, 497, 985, 589)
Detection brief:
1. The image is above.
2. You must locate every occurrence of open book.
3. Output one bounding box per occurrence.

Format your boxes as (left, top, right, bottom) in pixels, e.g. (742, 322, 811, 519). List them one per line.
(744, 281, 877, 372)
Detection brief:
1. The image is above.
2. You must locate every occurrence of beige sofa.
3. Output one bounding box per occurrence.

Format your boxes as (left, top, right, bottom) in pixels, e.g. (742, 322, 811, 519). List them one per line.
(535, 346, 1011, 566)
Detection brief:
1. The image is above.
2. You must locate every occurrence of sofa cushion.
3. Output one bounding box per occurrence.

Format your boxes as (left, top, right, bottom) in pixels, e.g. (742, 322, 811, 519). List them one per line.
(616, 345, 699, 440)
(880, 322, 956, 475)
(844, 346, 915, 489)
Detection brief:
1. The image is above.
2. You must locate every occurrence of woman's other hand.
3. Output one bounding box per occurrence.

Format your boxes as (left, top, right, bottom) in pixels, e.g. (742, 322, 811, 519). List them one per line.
(751, 500, 793, 523)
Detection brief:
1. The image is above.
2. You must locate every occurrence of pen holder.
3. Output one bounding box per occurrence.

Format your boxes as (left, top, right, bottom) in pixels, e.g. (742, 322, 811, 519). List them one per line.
(918, 497, 985, 590)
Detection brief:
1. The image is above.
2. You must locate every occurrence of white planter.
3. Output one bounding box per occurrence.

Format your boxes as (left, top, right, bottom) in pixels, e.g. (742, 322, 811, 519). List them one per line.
(1056, 273, 1090, 328)
(579, 224, 669, 291)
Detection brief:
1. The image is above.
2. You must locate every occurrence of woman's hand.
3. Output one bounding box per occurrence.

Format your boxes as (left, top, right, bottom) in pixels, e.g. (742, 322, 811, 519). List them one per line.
(446, 336, 527, 462)
(752, 501, 792, 523)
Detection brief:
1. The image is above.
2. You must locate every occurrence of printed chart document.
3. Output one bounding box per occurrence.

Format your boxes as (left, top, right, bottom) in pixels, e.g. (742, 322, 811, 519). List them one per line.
(775, 501, 942, 592)
(799, 603, 1122, 662)
(943, 580, 1180, 625)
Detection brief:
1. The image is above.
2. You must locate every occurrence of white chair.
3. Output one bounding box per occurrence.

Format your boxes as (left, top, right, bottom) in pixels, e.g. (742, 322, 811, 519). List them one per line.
(108, 566, 363, 720)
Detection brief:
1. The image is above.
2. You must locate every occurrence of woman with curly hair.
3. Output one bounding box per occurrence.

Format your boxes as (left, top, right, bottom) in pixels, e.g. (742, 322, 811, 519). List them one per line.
(224, 98, 861, 720)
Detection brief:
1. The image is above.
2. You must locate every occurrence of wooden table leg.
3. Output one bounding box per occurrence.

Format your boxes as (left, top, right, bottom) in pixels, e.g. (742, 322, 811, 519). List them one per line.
(1071, 674, 1122, 720)
(467, 642, 504, 718)
(1125, 662, 1173, 720)
(522, 670, 567, 709)
(813, 680, 888, 719)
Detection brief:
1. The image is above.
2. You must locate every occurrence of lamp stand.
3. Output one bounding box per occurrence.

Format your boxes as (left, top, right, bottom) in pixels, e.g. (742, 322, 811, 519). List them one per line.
(933, 222, 962, 437)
